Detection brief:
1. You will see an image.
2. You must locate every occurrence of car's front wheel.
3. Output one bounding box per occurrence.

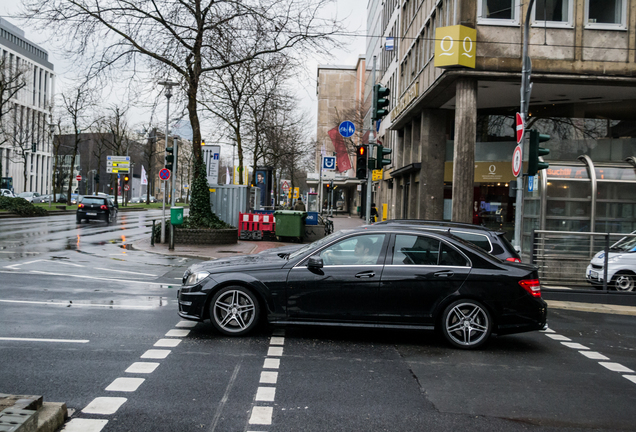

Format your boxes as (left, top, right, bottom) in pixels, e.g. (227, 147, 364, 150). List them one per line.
(441, 299, 492, 349)
(209, 286, 260, 336)
(613, 272, 635, 292)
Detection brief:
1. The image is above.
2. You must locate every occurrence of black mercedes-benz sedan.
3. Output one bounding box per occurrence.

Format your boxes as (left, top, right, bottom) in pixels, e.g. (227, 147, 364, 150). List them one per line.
(178, 225, 547, 349)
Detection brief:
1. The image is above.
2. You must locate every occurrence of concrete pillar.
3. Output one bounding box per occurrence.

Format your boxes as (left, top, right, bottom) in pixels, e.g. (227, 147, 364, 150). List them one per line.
(452, 78, 477, 223)
(419, 109, 447, 220)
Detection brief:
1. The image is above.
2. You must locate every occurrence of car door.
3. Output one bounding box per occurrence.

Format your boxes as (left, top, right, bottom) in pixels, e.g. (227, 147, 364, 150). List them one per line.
(377, 233, 471, 325)
(286, 233, 388, 322)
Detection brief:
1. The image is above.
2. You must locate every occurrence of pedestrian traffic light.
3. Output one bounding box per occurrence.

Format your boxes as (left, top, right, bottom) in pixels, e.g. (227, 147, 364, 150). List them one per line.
(356, 145, 367, 179)
(94, 174, 99, 184)
(372, 84, 391, 122)
(165, 147, 174, 171)
(528, 130, 550, 176)
(375, 145, 392, 169)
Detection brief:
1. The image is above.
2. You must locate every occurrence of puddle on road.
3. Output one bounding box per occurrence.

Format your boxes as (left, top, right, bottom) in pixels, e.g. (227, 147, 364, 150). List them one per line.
(35, 297, 171, 309)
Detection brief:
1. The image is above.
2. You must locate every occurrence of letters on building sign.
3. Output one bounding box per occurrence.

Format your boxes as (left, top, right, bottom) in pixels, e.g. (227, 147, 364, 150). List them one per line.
(391, 82, 419, 122)
(434, 25, 476, 69)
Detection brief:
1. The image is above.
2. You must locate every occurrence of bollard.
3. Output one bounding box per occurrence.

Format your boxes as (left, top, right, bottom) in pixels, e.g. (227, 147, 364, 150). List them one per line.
(151, 220, 156, 247)
(169, 223, 174, 251)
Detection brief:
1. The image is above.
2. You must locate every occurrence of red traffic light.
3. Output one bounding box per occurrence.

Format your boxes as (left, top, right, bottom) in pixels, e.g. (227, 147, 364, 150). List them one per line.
(357, 146, 365, 156)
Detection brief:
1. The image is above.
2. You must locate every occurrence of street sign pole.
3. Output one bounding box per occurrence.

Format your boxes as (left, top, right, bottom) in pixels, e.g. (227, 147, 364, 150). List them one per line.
(514, 0, 536, 251)
(366, 56, 377, 225)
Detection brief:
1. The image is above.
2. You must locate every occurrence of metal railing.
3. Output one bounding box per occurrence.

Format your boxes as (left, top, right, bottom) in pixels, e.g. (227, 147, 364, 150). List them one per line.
(529, 230, 636, 292)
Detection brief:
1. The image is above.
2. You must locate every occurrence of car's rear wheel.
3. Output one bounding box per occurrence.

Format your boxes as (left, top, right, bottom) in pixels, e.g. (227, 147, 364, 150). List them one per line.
(441, 299, 492, 349)
(76, 217, 82, 223)
(613, 272, 635, 292)
(210, 286, 260, 336)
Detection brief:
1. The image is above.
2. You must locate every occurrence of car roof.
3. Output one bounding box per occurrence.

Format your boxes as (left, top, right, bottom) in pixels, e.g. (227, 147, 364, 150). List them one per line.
(374, 219, 503, 235)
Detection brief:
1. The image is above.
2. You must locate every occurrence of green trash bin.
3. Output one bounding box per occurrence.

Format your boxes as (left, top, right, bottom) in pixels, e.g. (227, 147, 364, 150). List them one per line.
(274, 210, 306, 240)
(170, 206, 184, 225)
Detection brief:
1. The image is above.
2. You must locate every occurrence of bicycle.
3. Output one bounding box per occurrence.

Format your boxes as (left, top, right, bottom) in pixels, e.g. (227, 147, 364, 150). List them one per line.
(320, 214, 334, 236)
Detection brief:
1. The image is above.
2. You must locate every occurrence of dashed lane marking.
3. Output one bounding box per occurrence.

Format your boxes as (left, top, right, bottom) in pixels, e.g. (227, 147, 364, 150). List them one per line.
(165, 329, 190, 337)
(61, 418, 108, 431)
(154, 338, 181, 347)
(141, 349, 171, 359)
(579, 351, 609, 360)
(255, 387, 276, 402)
(561, 342, 588, 350)
(248, 407, 273, 425)
(263, 358, 280, 369)
(82, 397, 127, 415)
(260, 371, 278, 384)
(125, 362, 160, 374)
(175, 320, 197, 328)
(267, 346, 283, 356)
(545, 334, 571, 341)
(105, 377, 145, 392)
(599, 362, 635, 373)
(624, 375, 636, 384)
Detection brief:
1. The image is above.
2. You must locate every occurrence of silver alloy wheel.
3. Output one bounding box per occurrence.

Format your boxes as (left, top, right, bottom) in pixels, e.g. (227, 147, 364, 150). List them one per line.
(614, 273, 635, 292)
(444, 302, 490, 348)
(212, 289, 257, 334)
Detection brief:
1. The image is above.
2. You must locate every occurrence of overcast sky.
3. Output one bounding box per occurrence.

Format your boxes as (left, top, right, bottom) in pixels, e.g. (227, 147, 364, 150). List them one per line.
(0, 0, 367, 163)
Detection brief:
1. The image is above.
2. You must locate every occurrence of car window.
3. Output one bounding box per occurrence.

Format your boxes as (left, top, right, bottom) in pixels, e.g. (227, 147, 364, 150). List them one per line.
(393, 234, 440, 265)
(82, 197, 106, 205)
(320, 234, 385, 266)
(450, 231, 492, 252)
(439, 243, 469, 267)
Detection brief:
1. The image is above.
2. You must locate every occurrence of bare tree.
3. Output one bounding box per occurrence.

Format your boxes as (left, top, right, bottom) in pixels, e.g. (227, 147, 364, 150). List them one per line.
(0, 56, 28, 185)
(23, 0, 341, 222)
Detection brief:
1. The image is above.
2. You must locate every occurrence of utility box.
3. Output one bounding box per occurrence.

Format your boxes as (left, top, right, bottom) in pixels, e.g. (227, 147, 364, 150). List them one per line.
(274, 210, 306, 240)
(170, 207, 184, 225)
(209, 185, 256, 228)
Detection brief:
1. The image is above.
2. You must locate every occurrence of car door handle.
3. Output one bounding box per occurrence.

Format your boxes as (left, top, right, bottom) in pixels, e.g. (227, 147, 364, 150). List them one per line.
(355, 271, 375, 278)
(434, 271, 454, 278)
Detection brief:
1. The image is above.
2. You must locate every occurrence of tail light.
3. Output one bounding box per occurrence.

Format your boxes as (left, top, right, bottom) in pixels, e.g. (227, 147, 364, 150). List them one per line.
(506, 257, 521, 263)
(100, 205, 108, 210)
(78, 203, 84, 208)
(519, 279, 541, 297)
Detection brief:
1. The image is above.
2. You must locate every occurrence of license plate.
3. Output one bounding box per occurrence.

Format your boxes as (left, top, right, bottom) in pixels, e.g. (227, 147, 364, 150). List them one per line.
(87, 212, 97, 216)
(591, 270, 599, 279)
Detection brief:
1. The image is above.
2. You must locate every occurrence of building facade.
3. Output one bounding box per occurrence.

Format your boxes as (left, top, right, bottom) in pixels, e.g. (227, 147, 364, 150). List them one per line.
(0, 18, 55, 194)
(368, 0, 636, 248)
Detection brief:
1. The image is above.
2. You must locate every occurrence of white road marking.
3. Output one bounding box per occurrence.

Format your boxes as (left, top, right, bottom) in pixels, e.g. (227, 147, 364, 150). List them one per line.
(579, 351, 609, 360)
(141, 349, 171, 359)
(623, 375, 636, 384)
(255, 387, 276, 402)
(4, 259, 45, 269)
(561, 342, 589, 350)
(0, 337, 89, 343)
(267, 346, 283, 356)
(82, 397, 127, 415)
(540, 327, 555, 333)
(154, 339, 181, 348)
(165, 329, 189, 337)
(263, 358, 280, 369)
(260, 371, 278, 384)
(0, 270, 164, 285)
(175, 320, 197, 328)
(209, 362, 241, 432)
(61, 418, 108, 431)
(105, 377, 145, 392)
(270, 337, 285, 345)
(125, 362, 160, 374)
(545, 334, 571, 341)
(599, 362, 634, 373)
(0, 299, 156, 310)
(54, 260, 85, 267)
(248, 406, 273, 425)
(95, 267, 156, 277)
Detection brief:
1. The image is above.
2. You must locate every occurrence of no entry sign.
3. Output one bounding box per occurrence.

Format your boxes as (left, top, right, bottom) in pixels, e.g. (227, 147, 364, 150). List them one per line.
(159, 168, 171, 180)
(516, 112, 524, 144)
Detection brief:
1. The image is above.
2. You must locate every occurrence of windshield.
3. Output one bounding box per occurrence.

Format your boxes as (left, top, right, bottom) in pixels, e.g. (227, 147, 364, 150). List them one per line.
(612, 233, 636, 252)
(287, 230, 348, 260)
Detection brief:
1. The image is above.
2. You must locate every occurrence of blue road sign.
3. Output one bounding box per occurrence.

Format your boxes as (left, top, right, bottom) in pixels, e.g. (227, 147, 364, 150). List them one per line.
(159, 168, 171, 180)
(323, 156, 336, 170)
(528, 175, 535, 192)
(339, 121, 355, 138)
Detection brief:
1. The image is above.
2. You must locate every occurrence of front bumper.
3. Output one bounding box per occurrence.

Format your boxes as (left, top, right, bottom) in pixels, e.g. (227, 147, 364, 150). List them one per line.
(177, 287, 209, 321)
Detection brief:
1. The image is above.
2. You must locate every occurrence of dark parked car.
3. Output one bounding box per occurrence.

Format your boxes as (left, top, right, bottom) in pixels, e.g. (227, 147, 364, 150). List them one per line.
(178, 225, 547, 349)
(76, 195, 118, 223)
(374, 219, 521, 262)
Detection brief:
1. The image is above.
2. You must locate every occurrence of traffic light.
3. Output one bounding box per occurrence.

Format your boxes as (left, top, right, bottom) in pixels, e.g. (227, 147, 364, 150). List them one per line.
(165, 147, 174, 171)
(375, 145, 392, 169)
(356, 145, 367, 179)
(124, 175, 129, 183)
(94, 174, 100, 184)
(528, 130, 550, 176)
(372, 84, 391, 122)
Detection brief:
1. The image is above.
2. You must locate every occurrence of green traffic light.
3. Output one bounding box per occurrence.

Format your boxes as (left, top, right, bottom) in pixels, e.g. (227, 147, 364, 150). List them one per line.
(528, 130, 550, 176)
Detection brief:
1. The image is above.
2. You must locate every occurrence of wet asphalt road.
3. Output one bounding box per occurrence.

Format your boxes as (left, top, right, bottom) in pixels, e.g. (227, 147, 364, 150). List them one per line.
(1, 212, 636, 431)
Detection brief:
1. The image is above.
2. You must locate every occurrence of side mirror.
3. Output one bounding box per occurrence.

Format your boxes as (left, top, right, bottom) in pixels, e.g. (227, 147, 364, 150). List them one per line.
(307, 255, 323, 269)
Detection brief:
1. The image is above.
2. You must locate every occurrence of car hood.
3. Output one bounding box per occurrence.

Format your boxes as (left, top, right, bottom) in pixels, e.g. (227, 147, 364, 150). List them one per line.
(187, 253, 288, 275)
(257, 245, 302, 256)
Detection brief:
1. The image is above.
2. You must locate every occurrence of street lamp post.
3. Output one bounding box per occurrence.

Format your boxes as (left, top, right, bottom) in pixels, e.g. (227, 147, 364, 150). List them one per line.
(158, 80, 178, 243)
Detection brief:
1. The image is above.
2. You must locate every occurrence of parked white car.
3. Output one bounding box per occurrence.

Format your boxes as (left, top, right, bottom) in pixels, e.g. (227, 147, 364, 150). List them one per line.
(16, 191, 41, 202)
(586, 231, 636, 291)
(1, 189, 16, 198)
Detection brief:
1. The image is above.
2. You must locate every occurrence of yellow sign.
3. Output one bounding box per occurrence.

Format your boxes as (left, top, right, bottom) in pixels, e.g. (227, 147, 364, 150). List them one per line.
(444, 161, 526, 183)
(372, 169, 383, 181)
(434, 25, 476, 69)
(232, 166, 249, 185)
(288, 187, 300, 199)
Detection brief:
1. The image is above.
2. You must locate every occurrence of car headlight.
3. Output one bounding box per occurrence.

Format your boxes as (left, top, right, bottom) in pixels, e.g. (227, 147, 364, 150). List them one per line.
(608, 255, 624, 263)
(184, 271, 210, 286)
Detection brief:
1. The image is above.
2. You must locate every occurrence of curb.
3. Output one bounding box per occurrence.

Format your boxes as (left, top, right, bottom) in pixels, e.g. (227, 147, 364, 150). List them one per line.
(0, 394, 67, 432)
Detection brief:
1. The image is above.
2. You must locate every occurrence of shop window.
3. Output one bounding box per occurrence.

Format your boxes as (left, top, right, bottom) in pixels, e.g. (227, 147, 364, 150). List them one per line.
(478, 0, 519, 25)
(586, 0, 626, 29)
(533, 0, 572, 27)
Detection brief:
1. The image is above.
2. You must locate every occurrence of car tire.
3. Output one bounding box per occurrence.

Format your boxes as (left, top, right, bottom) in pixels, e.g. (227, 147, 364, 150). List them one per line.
(209, 286, 260, 336)
(76, 217, 82, 224)
(612, 271, 635, 292)
(441, 299, 492, 350)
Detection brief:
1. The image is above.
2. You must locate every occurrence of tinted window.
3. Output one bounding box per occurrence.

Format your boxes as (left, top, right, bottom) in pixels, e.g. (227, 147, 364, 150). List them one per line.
(82, 198, 106, 205)
(450, 231, 492, 252)
(320, 234, 385, 265)
(439, 243, 469, 267)
(392, 235, 440, 265)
